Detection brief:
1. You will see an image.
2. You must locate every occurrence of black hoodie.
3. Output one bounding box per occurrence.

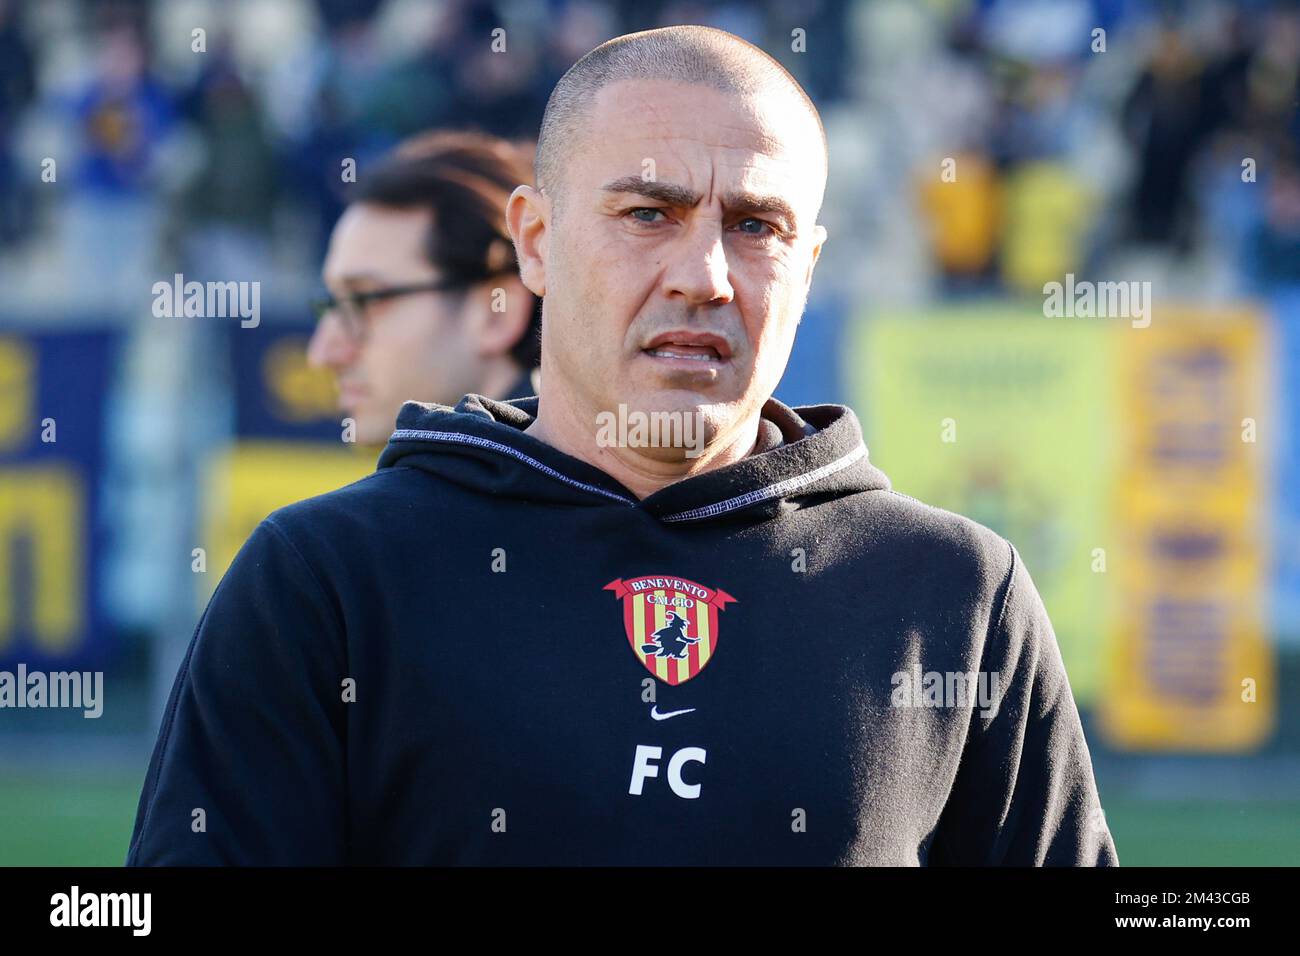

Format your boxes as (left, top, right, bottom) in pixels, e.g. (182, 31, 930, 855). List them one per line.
(127, 393, 1118, 866)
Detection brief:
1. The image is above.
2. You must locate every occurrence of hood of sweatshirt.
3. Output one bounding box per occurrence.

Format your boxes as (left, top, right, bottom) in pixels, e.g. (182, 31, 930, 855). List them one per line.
(376, 392, 892, 525)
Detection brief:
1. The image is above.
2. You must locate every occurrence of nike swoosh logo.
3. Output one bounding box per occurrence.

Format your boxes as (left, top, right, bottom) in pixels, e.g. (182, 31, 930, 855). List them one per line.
(650, 706, 696, 721)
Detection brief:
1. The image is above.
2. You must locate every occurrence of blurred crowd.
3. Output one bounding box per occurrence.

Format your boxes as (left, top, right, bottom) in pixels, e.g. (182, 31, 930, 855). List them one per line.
(0, 0, 1295, 316)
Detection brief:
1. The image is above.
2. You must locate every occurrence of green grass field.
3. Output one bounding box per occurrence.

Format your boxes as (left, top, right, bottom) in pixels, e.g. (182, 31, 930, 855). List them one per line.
(1, 775, 1297, 865)
(0, 776, 142, 866)
(1102, 798, 1300, 866)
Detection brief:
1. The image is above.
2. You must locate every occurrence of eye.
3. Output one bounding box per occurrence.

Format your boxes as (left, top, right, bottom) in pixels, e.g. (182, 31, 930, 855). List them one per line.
(628, 207, 666, 224)
(734, 217, 778, 239)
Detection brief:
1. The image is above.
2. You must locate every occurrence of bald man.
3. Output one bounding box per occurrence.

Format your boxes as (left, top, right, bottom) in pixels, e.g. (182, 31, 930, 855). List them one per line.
(127, 26, 1117, 866)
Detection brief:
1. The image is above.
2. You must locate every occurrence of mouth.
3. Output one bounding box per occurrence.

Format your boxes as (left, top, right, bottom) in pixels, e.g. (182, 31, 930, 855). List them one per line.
(642, 345, 725, 364)
(337, 383, 369, 408)
(640, 331, 732, 369)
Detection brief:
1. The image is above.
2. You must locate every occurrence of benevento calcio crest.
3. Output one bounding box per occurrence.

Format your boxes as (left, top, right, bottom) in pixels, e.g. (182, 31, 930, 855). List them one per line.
(604, 575, 737, 685)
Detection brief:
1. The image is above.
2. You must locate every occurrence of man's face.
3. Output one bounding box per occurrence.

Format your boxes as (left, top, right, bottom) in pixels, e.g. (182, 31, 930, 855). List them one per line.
(524, 79, 827, 456)
(309, 203, 480, 445)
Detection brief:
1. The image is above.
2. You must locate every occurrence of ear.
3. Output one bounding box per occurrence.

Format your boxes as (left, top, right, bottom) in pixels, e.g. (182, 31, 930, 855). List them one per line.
(507, 185, 549, 298)
(804, 223, 827, 289)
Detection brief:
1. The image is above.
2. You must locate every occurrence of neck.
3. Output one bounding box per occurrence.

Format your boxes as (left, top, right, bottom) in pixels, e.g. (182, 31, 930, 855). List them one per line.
(524, 386, 762, 501)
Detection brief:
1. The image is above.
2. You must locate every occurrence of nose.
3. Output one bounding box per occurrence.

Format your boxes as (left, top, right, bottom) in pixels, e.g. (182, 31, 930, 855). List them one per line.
(306, 312, 359, 371)
(661, 216, 734, 306)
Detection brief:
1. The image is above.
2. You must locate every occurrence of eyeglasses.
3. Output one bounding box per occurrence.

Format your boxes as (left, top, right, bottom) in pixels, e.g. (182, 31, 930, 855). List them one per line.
(310, 278, 465, 342)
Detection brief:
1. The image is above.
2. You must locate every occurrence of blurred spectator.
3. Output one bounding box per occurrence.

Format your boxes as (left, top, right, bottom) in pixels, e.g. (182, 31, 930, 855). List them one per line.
(365, 0, 549, 142)
(265, 6, 391, 261)
(1121, 22, 1210, 252)
(62, 15, 176, 302)
(307, 129, 542, 445)
(917, 150, 1003, 293)
(0, 0, 36, 249)
(175, 43, 278, 282)
(1249, 160, 1300, 288)
(1001, 160, 1093, 294)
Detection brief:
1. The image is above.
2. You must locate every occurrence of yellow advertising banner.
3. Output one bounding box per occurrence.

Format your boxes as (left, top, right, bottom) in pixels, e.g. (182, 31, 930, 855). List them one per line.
(199, 442, 373, 600)
(848, 304, 1275, 750)
(848, 307, 1115, 704)
(1102, 309, 1273, 750)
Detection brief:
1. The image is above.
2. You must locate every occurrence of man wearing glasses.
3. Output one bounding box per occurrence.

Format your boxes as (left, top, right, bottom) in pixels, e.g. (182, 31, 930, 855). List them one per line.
(307, 129, 542, 446)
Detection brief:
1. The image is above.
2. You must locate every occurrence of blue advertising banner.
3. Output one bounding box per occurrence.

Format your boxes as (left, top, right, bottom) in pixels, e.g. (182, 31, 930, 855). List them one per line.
(200, 323, 371, 600)
(230, 322, 350, 441)
(0, 330, 115, 670)
(1271, 289, 1300, 643)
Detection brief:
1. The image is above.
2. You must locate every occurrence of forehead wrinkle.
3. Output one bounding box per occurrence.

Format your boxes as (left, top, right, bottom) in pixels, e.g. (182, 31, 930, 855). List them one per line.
(613, 123, 794, 167)
(599, 78, 804, 147)
(594, 84, 805, 163)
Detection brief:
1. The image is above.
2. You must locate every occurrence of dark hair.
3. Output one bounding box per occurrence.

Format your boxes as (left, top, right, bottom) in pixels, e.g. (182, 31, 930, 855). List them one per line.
(349, 129, 541, 370)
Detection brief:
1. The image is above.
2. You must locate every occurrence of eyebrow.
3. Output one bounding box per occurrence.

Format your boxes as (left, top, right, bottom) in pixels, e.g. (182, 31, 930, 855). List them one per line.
(324, 271, 390, 289)
(600, 175, 799, 231)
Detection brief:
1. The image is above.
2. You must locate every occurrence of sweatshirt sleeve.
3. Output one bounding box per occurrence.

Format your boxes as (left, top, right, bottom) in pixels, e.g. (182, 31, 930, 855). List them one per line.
(929, 541, 1118, 866)
(126, 517, 348, 865)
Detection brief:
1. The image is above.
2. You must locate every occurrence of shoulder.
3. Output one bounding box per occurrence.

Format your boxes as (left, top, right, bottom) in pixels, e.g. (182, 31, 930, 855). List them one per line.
(855, 487, 1017, 601)
(869, 488, 1012, 562)
(263, 464, 435, 532)
(249, 464, 447, 574)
